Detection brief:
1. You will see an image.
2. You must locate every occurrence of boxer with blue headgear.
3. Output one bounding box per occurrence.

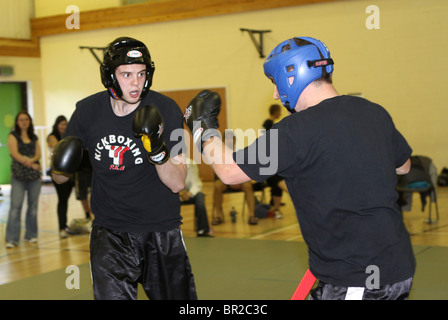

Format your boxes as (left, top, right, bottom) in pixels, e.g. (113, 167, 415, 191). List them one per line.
(263, 37, 334, 113)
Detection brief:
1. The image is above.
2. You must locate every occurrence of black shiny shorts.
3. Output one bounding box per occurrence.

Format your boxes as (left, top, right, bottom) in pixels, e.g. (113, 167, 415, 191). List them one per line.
(90, 226, 197, 300)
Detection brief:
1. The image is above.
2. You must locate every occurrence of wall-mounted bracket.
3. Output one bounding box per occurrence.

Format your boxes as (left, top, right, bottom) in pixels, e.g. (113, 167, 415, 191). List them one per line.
(79, 46, 106, 64)
(240, 28, 271, 58)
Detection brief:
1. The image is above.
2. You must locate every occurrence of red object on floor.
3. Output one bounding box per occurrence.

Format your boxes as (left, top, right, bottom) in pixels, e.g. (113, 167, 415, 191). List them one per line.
(290, 269, 317, 300)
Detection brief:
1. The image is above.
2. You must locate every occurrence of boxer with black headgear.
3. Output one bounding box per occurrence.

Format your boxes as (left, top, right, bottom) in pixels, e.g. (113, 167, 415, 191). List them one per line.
(51, 36, 196, 300)
(100, 37, 155, 102)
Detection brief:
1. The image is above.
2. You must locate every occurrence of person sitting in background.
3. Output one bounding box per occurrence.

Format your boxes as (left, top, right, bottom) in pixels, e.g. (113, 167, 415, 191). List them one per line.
(265, 175, 288, 219)
(211, 130, 257, 225)
(262, 104, 288, 219)
(212, 178, 257, 225)
(179, 161, 212, 237)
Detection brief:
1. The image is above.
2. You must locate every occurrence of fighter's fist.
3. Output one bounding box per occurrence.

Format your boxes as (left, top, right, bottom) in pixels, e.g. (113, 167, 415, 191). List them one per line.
(51, 136, 83, 175)
(183, 90, 221, 152)
(132, 104, 169, 165)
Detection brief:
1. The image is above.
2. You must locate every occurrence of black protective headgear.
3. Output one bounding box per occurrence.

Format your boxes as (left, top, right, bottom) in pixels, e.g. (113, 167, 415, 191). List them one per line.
(100, 37, 155, 100)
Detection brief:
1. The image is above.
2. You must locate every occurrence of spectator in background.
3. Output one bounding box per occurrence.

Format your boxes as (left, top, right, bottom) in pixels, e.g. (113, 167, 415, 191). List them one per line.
(75, 149, 93, 220)
(47, 115, 74, 239)
(66, 149, 94, 236)
(5, 111, 42, 248)
(262, 104, 282, 131)
(179, 161, 212, 237)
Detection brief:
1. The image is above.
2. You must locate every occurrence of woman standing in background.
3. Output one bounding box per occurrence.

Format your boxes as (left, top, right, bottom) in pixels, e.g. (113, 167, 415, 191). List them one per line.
(5, 111, 42, 248)
(47, 115, 73, 238)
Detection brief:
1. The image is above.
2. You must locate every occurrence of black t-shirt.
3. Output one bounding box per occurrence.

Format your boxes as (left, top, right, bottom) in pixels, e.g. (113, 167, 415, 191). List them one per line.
(66, 90, 185, 233)
(235, 95, 415, 287)
(10, 132, 41, 181)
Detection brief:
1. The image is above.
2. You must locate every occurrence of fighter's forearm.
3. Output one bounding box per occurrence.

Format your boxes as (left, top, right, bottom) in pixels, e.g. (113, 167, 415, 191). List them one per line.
(202, 137, 251, 185)
(155, 153, 187, 193)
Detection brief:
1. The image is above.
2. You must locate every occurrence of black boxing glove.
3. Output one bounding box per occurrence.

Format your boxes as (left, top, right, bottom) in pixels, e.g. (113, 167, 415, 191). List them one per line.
(183, 90, 222, 152)
(51, 136, 83, 175)
(132, 104, 169, 165)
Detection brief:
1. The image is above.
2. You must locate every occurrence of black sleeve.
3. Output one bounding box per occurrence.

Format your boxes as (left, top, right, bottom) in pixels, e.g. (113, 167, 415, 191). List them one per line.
(392, 127, 412, 168)
(233, 126, 295, 182)
(66, 102, 88, 146)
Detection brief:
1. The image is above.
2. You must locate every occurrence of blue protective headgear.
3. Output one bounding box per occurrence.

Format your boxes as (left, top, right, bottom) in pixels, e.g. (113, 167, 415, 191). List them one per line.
(263, 37, 334, 113)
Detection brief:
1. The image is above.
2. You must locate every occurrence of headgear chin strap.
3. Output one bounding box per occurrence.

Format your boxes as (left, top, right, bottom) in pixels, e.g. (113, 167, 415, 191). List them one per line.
(263, 37, 334, 112)
(284, 101, 294, 114)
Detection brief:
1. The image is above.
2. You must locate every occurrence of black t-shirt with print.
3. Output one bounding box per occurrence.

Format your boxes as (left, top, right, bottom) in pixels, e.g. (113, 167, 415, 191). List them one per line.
(66, 90, 185, 233)
(234, 95, 416, 287)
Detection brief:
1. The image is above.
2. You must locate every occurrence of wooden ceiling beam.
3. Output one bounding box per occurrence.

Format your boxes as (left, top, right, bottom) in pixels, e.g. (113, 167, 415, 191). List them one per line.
(0, 37, 40, 58)
(0, 0, 341, 57)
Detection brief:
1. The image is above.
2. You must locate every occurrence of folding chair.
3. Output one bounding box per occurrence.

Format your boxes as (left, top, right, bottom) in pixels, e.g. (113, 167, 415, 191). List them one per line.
(397, 155, 439, 224)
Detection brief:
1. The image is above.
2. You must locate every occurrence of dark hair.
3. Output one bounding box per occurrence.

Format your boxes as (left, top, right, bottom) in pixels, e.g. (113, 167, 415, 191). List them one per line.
(269, 104, 281, 115)
(49, 115, 68, 140)
(314, 73, 333, 85)
(13, 110, 35, 139)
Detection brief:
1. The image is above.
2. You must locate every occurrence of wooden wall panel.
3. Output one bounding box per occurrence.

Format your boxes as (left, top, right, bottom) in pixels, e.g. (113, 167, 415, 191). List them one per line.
(161, 87, 227, 181)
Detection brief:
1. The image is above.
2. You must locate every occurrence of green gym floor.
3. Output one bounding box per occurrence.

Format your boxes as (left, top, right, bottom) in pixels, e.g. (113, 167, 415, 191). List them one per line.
(0, 236, 446, 300)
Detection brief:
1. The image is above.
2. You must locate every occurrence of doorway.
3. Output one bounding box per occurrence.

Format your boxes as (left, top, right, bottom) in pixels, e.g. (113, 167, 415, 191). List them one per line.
(0, 82, 27, 184)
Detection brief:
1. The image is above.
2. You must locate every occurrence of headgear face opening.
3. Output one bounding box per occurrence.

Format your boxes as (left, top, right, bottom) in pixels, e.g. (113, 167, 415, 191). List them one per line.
(263, 37, 334, 113)
(100, 37, 155, 101)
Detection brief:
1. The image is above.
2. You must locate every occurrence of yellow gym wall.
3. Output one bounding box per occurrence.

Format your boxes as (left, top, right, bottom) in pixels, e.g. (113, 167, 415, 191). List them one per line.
(2, 0, 447, 169)
(0, 56, 44, 125)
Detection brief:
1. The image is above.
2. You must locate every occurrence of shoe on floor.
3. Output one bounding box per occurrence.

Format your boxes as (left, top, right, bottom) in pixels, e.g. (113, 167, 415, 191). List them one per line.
(5, 242, 17, 249)
(60, 229, 69, 239)
(274, 210, 283, 219)
(197, 230, 214, 237)
(248, 216, 258, 225)
(211, 216, 224, 225)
